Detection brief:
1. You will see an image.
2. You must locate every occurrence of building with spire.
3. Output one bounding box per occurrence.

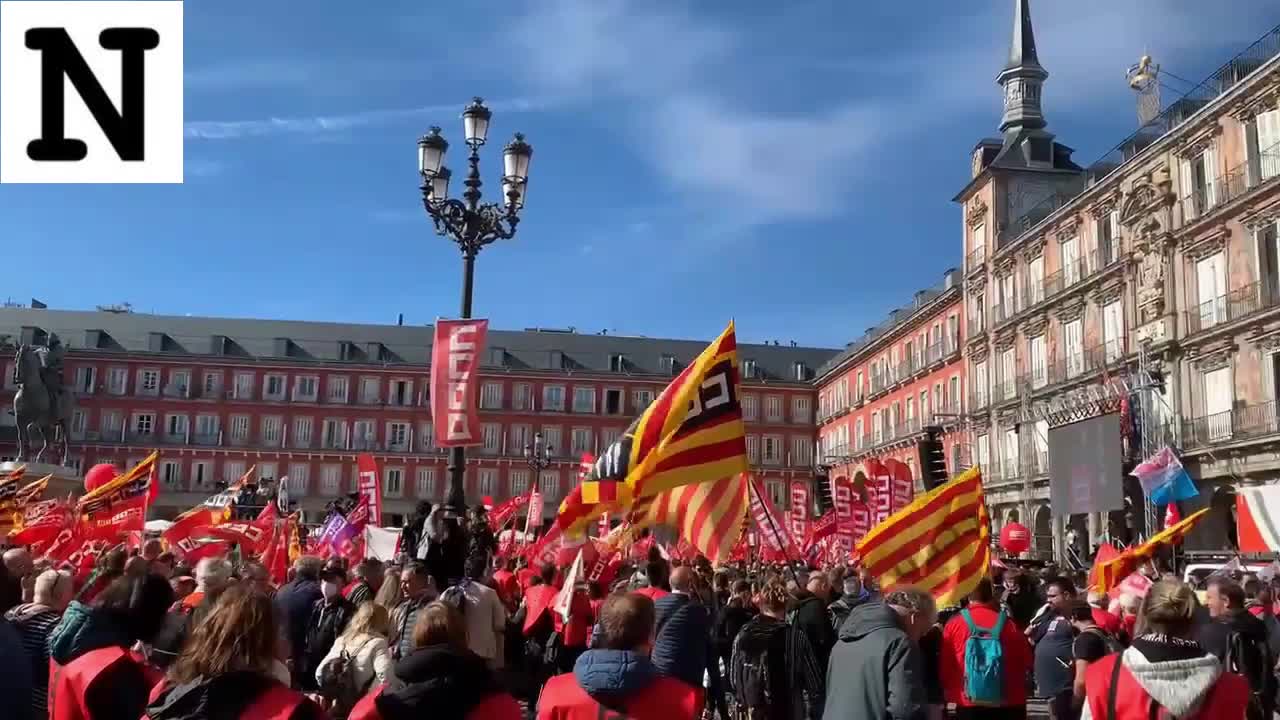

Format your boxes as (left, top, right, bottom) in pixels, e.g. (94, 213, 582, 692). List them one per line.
(959, 0, 1280, 558)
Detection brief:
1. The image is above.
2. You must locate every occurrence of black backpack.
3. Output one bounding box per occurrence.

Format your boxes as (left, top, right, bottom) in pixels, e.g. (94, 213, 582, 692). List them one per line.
(1081, 627, 1122, 655)
(318, 637, 376, 719)
(730, 626, 775, 713)
(1226, 631, 1271, 720)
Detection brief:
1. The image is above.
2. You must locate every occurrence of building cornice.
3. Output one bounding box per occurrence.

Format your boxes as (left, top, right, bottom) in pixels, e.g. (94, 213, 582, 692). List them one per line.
(814, 284, 963, 383)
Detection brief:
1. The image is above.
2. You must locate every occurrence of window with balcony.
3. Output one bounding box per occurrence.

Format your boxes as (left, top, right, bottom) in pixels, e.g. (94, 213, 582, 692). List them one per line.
(322, 419, 347, 450)
(326, 376, 349, 403)
(353, 420, 376, 449)
(288, 464, 310, 495)
(790, 436, 811, 466)
(201, 371, 221, 398)
(1033, 420, 1049, 474)
(259, 462, 278, 484)
(764, 395, 783, 422)
(106, 367, 127, 395)
(262, 416, 283, 446)
(998, 273, 1016, 321)
(164, 414, 187, 440)
(976, 434, 990, 470)
(571, 427, 594, 455)
(766, 481, 785, 510)
(160, 461, 182, 488)
(233, 373, 254, 400)
(1061, 236, 1081, 286)
(1028, 334, 1047, 389)
(133, 412, 154, 436)
(791, 396, 811, 424)
(1002, 428, 1019, 479)
(416, 468, 438, 499)
(164, 370, 190, 398)
(542, 385, 566, 411)
(1103, 300, 1125, 362)
(70, 366, 96, 395)
(540, 426, 562, 456)
(509, 469, 530, 496)
(1064, 318, 1084, 377)
(321, 465, 342, 496)
(572, 387, 596, 413)
(508, 424, 531, 454)
(1202, 366, 1234, 441)
(973, 360, 988, 408)
(1258, 222, 1280, 304)
(932, 384, 943, 416)
(101, 410, 122, 437)
(263, 374, 286, 401)
(418, 422, 434, 452)
(1026, 255, 1045, 306)
(1000, 347, 1016, 399)
(971, 293, 985, 334)
(230, 415, 250, 442)
(855, 371, 864, 402)
(481, 382, 504, 410)
(480, 423, 501, 455)
(950, 376, 961, 412)
(970, 223, 986, 267)
(512, 383, 532, 410)
(601, 427, 622, 450)
(871, 411, 882, 444)
(471, 468, 498, 500)
(359, 377, 381, 404)
(388, 422, 411, 451)
(741, 394, 759, 422)
(193, 414, 217, 441)
(745, 435, 760, 464)
(384, 467, 404, 498)
(632, 389, 654, 413)
(288, 416, 312, 448)
(223, 460, 246, 486)
(1097, 209, 1121, 266)
(191, 461, 213, 490)
(540, 471, 561, 501)
(138, 369, 160, 396)
(292, 376, 318, 402)
(1181, 146, 1218, 219)
(70, 409, 87, 438)
(385, 379, 410, 406)
(604, 388, 623, 415)
(853, 418, 865, 450)
(1194, 252, 1227, 330)
(1255, 109, 1280, 180)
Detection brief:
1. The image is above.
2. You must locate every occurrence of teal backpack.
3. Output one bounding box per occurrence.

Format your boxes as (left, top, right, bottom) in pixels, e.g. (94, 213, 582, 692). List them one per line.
(960, 608, 1006, 705)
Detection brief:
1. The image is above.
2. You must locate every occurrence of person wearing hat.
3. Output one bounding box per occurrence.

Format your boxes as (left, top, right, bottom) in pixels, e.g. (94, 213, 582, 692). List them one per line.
(302, 565, 357, 690)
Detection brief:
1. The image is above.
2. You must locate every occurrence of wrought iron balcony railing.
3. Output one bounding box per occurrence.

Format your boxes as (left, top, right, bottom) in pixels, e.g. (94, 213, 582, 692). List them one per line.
(1183, 400, 1280, 450)
(1186, 281, 1280, 335)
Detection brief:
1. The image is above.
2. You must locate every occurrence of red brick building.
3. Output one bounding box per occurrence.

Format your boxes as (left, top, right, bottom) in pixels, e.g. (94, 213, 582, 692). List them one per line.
(0, 308, 836, 526)
(816, 269, 968, 490)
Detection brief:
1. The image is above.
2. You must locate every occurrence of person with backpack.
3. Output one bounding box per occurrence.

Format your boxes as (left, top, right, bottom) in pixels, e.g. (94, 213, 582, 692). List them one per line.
(1065, 601, 1118, 720)
(1197, 578, 1275, 720)
(731, 580, 823, 720)
(939, 577, 1032, 720)
(316, 603, 393, 719)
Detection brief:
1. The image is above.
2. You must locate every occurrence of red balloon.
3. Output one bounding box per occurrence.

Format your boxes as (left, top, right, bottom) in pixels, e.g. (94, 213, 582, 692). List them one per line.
(999, 522, 1032, 555)
(84, 463, 118, 493)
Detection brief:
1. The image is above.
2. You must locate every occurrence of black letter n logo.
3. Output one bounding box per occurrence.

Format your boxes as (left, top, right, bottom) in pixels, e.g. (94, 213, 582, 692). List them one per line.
(25, 27, 159, 162)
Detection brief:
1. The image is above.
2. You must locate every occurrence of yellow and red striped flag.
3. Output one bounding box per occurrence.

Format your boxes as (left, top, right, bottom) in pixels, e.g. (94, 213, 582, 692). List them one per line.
(557, 322, 748, 536)
(627, 474, 749, 564)
(1093, 507, 1210, 593)
(856, 466, 990, 609)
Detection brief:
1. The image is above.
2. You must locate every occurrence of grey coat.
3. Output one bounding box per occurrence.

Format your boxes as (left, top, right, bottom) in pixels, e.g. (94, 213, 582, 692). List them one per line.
(821, 602, 926, 720)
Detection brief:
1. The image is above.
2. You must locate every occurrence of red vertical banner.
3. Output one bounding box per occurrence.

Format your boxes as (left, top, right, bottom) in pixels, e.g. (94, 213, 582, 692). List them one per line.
(356, 454, 382, 527)
(862, 460, 892, 526)
(789, 480, 809, 546)
(748, 474, 796, 556)
(883, 458, 915, 514)
(832, 476, 855, 558)
(850, 500, 871, 547)
(430, 319, 488, 447)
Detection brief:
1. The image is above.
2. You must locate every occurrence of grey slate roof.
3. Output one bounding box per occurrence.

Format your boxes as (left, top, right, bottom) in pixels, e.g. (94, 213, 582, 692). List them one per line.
(0, 308, 838, 383)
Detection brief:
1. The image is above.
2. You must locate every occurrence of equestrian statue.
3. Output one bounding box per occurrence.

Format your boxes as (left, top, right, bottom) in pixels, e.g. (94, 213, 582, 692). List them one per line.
(12, 334, 74, 464)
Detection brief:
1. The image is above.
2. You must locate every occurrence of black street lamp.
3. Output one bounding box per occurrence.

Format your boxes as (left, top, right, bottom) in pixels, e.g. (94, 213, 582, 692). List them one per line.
(419, 97, 533, 517)
(524, 432, 553, 475)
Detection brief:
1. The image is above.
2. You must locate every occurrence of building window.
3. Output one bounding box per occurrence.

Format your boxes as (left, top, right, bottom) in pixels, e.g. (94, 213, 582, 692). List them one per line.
(191, 461, 213, 489)
(481, 423, 502, 455)
(632, 389, 654, 414)
(600, 427, 622, 450)
(106, 367, 127, 395)
(262, 374, 286, 401)
(133, 412, 155, 436)
(258, 463, 278, 484)
(481, 382, 504, 410)
(416, 468, 437, 499)
(326, 376, 349, 403)
(572, 387, 596, 413)
(949, 376, 960, 412)
(604, 388, 623, 415)
(418, 422, 434, 452)
(100, 410, 122, 437)
(540, 426, 562, 456)
(571, 427, 594, 455)
(1195, 252, 1227, 329)
(478, 469, 497, 499)
(73, 366, 97, 394)
(359, 377, 381, 404)
(1202, 365, 1233, 441)
(201, 371, 221, 398)
(790, 436, 811, 466)
(69, 409, 87, 437)
(164, 414, 187, 439)
(293, 376, 319, 401)
(166, 370, 190, 397)
(287, 464, 310, 495)
(512, 383, 533, 411)
(1181, 146, 1219, 218)
(389, 379, 413, 407)
(1061, 235, 1081, 285)
(223, 460, 246, 486)
(230, 415, 250, 442)
(353, 420, 376, 450)
(767, 480, 785, 509)
(1026, 255, 1045, 306)
(320, 465, 342, 496)
(388, 422, 411, 451)
(791, 396, 811, 424)
(540, 471, 561, 500)
(138, 369, 160, 396)
(745, 435, 760, 464)
(1064, 318, 1084, 377)
(509, 469, 530, 496)
(322, 419, 347, 450)
(293, 417, 313, 447)
(741, 359, 757, 379)
(509, 424, 531, 455)
(262, 416, 283, 446)
(659, 355, 676, 374)
(234, 373, 254, 400)
(764, 395, 783, 422)
(1103, 300, 1125, 361)
(160, 460, 182, 488)
(384, 468, 404, 498)
(741, 394, 759, 422)
(542, 385, 565, 411)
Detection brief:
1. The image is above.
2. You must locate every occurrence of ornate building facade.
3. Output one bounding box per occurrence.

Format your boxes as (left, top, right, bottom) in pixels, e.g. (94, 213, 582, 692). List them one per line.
(0, 308, 835, 526)
(959, 0, 1280, 554)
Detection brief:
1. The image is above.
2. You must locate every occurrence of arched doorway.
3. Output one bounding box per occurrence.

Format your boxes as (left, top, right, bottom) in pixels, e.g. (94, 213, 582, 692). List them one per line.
(1034, 504, 1053, 558)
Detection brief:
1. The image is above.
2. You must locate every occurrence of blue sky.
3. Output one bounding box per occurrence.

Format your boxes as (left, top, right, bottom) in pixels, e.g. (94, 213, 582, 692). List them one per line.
(2, 0, 1277, 348)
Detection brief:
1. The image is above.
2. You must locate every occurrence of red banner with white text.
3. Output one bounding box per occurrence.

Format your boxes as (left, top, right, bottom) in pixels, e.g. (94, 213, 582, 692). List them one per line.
(832, 476, 855, 558)
(430, 319, 488, 447)
(789, 480, 809, 545)
(748, 475, 796, 557)
(356, 454, 382, 527)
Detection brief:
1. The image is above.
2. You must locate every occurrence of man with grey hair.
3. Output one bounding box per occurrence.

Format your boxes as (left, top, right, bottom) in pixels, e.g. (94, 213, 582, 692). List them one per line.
(822, 585, 934, 720)
(6, 569, 73, 717)
(149, 557, 234, 668)
(3, 547, 34, 602)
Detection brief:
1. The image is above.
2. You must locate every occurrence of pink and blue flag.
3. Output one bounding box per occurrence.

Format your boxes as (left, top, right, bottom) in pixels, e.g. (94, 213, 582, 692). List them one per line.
(1130, 446, 1199, 505)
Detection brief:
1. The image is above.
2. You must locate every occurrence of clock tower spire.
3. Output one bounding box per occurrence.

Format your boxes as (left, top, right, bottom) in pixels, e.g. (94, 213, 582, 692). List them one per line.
(997, 0, 1048, 135)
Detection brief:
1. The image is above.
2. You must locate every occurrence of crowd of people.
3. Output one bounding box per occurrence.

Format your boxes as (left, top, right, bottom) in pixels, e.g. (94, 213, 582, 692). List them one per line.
(0, 529, 1278, 720)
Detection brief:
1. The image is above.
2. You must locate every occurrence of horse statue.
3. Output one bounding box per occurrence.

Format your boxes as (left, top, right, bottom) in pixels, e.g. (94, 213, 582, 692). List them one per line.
(12, 341, 73, 464)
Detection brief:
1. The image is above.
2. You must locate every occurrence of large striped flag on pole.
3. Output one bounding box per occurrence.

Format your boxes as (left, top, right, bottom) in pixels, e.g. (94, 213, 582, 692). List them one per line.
(1093, 507, 1210, 593)
(557, 322, 748, 536)
(1237, 485, 1280, 552)
(626, 473, 749, 564)
(855, 466, 990, 609)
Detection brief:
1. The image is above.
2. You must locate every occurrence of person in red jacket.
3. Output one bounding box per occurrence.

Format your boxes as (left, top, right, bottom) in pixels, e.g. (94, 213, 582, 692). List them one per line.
(1083, 579, 1248, 720)
(1086, 590, 1124, 638)
(537, 592, 700, 720)
(939, 577, 1032, 720)
(492, 558, 520, 612)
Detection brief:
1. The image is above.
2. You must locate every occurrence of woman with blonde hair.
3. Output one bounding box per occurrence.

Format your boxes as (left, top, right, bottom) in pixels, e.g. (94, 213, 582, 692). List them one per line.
(316, 602, 394, 715)
(373, 568, 403, 610)
(1082, 579, 1247, 720)
(144, 584, 322, 720)
(348, 601, 520, 720)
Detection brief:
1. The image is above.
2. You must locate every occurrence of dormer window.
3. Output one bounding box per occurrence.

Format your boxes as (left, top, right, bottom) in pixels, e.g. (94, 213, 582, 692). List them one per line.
(742, 359, 757, 379)
(609, 354, 626, 372)
(659, 354, 675, 375)
(792, 362, 808, 382)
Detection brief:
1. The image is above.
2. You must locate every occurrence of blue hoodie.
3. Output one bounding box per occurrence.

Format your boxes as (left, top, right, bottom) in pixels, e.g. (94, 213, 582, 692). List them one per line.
(573, 649, 658, 700)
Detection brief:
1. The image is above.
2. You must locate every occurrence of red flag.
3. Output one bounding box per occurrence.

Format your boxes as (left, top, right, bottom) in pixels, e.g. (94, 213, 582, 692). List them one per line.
(184, 540, 231, 564)
(748, 475, 798, 556)
(488, 494, 530, 531)
(10, 500, 73, 546)
(77, 453, 160, 517)
(162, 466, 254, 548)
(430, 319, 488, 447)
(199, 521, 273, 554)
(789, 480, 810, 546)
(357, 454, 382, 527)
(1165, 503, 1181, 529)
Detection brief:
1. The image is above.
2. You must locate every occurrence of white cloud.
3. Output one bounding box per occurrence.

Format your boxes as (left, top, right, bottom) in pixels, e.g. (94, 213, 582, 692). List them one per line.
(184, 98, 544, 141)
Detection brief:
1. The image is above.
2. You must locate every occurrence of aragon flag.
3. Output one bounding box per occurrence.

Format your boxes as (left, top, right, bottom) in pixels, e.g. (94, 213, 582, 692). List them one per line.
(557, 322, 748, 537)
(856, 466, 991, 609)
(626, 473, 749, 564)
